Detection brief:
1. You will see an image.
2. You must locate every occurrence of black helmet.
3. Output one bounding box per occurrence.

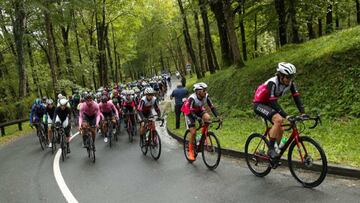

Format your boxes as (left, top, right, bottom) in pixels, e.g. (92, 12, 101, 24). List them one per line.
(101, 95, 108, 103)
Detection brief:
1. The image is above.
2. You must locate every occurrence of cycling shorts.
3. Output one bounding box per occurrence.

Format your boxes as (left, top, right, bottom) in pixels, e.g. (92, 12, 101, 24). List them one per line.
(83, 113, 96, 127)
(185, 111, 206, 128)
(253, 103, 277, 122)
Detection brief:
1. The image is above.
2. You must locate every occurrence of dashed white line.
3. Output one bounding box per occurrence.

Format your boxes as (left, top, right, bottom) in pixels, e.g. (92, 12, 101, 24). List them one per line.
(53, 132, 79, 203)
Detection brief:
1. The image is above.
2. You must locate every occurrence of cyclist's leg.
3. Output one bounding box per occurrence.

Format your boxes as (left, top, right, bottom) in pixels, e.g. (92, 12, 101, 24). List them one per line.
(202, 112, 211, 124)
(63, 118, 71, 153)
(185, 115, 197, 160)
(47, 117, 53, 147)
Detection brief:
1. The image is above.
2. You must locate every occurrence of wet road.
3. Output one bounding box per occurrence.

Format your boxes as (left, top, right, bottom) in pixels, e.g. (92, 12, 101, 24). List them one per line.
(1, 78, 359, 203)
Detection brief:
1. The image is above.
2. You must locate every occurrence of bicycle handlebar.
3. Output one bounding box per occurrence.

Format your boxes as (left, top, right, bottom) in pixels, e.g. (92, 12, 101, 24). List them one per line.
(143, 114, 165, 127)
(287, 114, 321, 129)
(196, 118, 223, 130)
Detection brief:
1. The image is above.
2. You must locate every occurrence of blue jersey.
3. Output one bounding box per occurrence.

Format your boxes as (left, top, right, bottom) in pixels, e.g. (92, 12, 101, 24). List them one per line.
(30, 104, 47, 124)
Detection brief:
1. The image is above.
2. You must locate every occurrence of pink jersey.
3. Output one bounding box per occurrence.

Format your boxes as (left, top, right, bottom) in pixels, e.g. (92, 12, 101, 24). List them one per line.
(79, 101, 101, 127)
(99, 101, 119, 118)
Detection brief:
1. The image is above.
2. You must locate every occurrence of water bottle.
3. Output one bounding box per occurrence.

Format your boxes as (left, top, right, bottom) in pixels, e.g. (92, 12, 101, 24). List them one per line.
(196, 133, 202, 146)
(274, 142, 281, 154)
(278, 137, 288, 149)
(145, 131, 150, 140)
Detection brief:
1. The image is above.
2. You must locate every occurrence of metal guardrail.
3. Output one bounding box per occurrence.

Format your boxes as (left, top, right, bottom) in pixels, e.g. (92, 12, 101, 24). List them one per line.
(0, 118, 29, 136)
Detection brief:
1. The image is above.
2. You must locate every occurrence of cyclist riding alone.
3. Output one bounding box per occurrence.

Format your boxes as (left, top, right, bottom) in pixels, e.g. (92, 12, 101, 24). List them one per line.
(45, 99, 56, 148)
(253, 62, 305, 159)
(181, 82, 219, 161)
(79, 94, 101, 149)
(54, 99, 72, 154)
(30, 98, 47, 128)
(137, 87, 161, 144)
(99, 95, 119, 143)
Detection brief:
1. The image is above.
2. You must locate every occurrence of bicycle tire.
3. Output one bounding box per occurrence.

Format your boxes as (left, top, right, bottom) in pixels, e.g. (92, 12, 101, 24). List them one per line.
(38, 129, 45, 151)
(150, 130, 161, 160)
(183, 130, 197, 163)
(244, 133, 272, 177)
(51, 130, 57, 154)
(140, 131, 148, 155)
(288, 136, 327, 188)
(89, 135, 96, 163)
(127, 120, 133, 143)
(108, 122, 113, 148)
(61, 134, 66, 162)
(201, 132, 221, 170)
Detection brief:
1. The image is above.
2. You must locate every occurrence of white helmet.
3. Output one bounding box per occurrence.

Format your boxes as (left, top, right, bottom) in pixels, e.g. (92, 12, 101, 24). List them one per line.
(144, 87, 155, 95)
(277, 62, 296, 76)
(59, 98, 68, 106)
(129, 90, 135, 95)
(193, 82, 208, 91)
(57, 94, 63, 99)
(46, 99, 54, 105)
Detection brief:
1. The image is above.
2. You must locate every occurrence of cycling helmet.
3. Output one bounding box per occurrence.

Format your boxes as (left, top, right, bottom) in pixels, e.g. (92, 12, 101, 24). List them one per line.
(34, 98, 41, 105)
(129, 90, 135, 95)
(59, 98, 68, 106)
(42, 96, 47, 101)
(144, 87, 155, 95)
(57, 94, 63, 100)
(277, 62, 296, 76)
(101, 95, 108, 103)
(47, 99, 54, 105)
(85, 93, 93, 100)
(193, 82, 208, 91)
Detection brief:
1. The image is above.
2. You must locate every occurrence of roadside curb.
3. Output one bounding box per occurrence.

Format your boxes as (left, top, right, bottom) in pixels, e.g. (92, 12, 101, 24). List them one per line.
(166, 127, 360, 179)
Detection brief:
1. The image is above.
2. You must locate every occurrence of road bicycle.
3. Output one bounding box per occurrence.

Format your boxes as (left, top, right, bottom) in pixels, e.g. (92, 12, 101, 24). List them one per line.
(102, 117, 115, 147)
(183, 119, 223, 170)
(55, 122, 67, 162)
(245, 114, 327, 188)
(140, 115, 165, 160)
(82, 125, 96, 163)
(50, 124, 58, 154)
(124, 112, 136, 143)
(33, 121, 48, 151)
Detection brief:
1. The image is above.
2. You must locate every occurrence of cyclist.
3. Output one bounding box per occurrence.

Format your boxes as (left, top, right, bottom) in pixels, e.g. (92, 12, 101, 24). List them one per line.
(45, 99, 56, 148)
(41, 96, 48, 105)
(122, 90, 136, 129)
(79, 94, 101, 149)
(71, 89, 81, 118)
(182, 82, 219, 161)
(30, 98, 47, 129)
(54, 99, 72, 153)
(99, 95, 119, 143)
(253, 62, 305, 159)
(137, 87, 161, 144)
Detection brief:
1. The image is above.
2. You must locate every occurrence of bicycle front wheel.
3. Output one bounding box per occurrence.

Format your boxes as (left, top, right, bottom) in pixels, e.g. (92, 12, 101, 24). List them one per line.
(288, 136, 327, 188)
(127, 121, 133, 143)
(51, 130, 57, 154)
(140, 132, 148, 155)
(150, 130, 161, 160)
(244, 133, 271, 177)
(201, 132, 221, 170)
(38, 130, 45, 151)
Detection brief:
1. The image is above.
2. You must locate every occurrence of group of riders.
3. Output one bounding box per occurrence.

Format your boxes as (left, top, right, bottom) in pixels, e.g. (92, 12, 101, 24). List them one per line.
(29, 74, 171, 154)
(30, 61, 304, 163)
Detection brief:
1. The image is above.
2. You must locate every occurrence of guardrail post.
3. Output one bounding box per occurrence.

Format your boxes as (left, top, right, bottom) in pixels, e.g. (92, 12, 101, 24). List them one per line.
(18, 122, 23, 131)
(1, 127, 5, 136)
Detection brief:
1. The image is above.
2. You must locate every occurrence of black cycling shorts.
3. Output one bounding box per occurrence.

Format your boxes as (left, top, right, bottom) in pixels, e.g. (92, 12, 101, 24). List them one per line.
(185, 111, 206, 128)
(102, 111, 113, 119)
(83, 113, 96, 127)
(253, 103, 277, 122)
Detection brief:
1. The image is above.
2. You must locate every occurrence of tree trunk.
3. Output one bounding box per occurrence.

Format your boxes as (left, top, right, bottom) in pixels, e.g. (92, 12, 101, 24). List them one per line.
(238, 0, 247, 61)
(326, 3, 333, 33)
(13, 0, 26, 98)
(95, 0, 108, 86)
(176, 35, 186, 74)
(289, 0, 300, 43)
(274, 0, 287, 46)
(0, 9, 17, 57)
(209, 0, 231, 67)
(199, 0, 216, 73)
(50, 23, 61, 78)
(307, 15, 315, 39)
(105, 25, 114, 83)
(177, 0, 202, 79)
(27, 38, 41, 96)
(223, 0, 245, 68)
(254, 13, 258, 58)
(318, 18, 323, 37)
(72, 11, 82, 64)
(44, 2, 58, 98)
(335, 3, 339, 29)
(356, 0, 360, 24)
(111, 23, 119, 83)
(61, 25, 74, 80)
(193, 11, 205, 76)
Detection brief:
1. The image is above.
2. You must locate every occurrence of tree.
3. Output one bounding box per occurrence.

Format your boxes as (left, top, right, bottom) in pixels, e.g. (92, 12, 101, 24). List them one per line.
(357, 0, 360, 24)
(223, 0, 245, 68)
(289, 0, 300, 43)
(12, 0, 26, 97)
(326, 2, 333, 33)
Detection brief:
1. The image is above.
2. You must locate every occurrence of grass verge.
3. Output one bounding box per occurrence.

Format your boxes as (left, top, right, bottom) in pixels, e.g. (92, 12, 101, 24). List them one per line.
(0, 121, 34, 145)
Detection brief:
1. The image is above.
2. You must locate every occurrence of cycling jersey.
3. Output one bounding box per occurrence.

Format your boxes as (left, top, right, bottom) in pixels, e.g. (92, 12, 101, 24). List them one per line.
(122, 96, 135, 108)
(79, 101, 101, 127)
(253, 76, 304, 118)
(183, 93, 218, 118)
(30, 104, 46, 125)
(137, 96, 160, 120)
(46, 106, 56, 123)
(99, 101, 119, 118)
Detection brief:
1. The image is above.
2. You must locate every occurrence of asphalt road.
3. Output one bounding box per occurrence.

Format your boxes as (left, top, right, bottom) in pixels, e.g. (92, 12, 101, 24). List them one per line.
(1, 78, 360, 203)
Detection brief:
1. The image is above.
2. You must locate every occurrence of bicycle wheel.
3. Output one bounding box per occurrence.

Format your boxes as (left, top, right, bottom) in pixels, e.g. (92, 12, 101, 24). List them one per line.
(183, 130, 197, 163)
(150, 130, 161, 160)
(51, 130, 57, 154)
(89, 136, 96, 163)
(201, 132, 221, 170)
(245, 133, 272, 177)
(288, 136, 327, 188)
(127, 120, 133, 143)
(61, 135, 66, 162)
(38, 129, 45, 151)
(108, 122, 113, 148)
(140, 132, 148, 155)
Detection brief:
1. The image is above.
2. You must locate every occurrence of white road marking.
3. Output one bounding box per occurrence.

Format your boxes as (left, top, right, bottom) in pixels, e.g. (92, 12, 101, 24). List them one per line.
(53, 132, 79, 203)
